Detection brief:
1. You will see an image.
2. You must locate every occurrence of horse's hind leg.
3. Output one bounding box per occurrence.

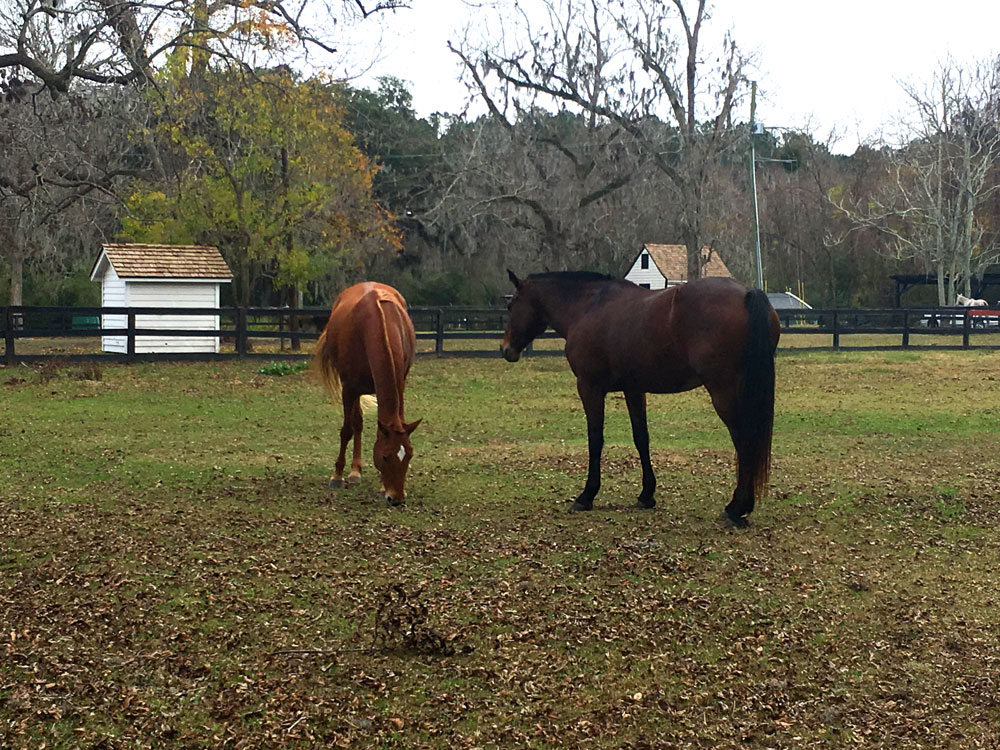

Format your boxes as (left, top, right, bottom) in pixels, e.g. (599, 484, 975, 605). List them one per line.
(330, 393, 362, 488)
(725, 449, 756, 528)
(624, 390, 656, 509)
(346, 396, 363, 484)
(706, 380, 754, 527)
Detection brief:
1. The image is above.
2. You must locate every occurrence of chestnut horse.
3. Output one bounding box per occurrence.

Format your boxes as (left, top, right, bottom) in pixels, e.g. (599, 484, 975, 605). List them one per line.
(501, 271, 779, 527)
(313, 282, 420, 505)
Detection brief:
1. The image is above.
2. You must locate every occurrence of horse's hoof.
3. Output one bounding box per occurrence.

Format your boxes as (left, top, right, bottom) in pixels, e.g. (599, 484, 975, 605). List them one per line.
(719, 511, 750, 529)
(346, 474, 361, 485)
(635, 498, 656, 510)
(328, 478, 345, 489)
(570, 501, 593, 513)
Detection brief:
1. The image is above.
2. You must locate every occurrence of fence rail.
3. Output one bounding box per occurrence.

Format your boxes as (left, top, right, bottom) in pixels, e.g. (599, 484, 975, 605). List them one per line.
(3, 304, 1000, 364)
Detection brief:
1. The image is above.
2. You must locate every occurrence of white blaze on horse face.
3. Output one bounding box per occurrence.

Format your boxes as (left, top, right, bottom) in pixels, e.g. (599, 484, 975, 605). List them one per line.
(397, 445, 406, 462)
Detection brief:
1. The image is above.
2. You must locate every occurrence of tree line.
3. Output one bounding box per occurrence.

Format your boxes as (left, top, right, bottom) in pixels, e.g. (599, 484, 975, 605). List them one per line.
(2, 0, 999, 310)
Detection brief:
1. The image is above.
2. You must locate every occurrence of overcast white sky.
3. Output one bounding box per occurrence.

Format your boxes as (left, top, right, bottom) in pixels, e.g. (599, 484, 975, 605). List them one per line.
(341, 0, 1000, 154)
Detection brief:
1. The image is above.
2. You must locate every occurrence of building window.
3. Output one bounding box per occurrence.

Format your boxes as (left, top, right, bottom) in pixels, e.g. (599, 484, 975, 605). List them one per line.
(640, 283, 651, 289)
(640, 253, 649, 269)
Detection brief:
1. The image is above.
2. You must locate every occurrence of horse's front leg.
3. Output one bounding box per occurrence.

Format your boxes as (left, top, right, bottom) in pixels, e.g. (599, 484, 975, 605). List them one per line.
(624, 390, 656, 509)
(572, 381, 606, 512)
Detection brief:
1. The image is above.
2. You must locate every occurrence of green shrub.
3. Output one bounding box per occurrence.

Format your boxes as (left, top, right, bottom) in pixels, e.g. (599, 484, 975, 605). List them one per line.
(256, 360, 309, 376)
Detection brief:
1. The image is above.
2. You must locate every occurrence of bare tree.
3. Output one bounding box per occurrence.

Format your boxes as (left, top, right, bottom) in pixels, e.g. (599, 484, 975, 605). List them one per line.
(415, 110, 654, 274)
(756, 132, 897, 307)
(835, 59, 1000, 305)
(0, 72, 143, 303)
(452, 0, 749, 279)
(0, 0, 410, 93)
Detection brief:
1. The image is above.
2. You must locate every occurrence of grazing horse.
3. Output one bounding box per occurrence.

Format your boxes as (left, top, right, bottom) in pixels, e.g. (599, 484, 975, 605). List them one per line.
(501, 271, 780, 527)
(313, 282, 420, 505)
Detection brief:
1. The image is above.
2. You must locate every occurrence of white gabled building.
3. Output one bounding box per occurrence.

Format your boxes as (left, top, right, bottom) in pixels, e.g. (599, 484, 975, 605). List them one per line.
(624, 243, 733, 289)
(90, 243, 233, 354)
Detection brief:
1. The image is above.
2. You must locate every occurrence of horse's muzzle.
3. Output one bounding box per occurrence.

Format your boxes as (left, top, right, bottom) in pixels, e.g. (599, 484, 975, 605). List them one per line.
(500, 343, 521, 362)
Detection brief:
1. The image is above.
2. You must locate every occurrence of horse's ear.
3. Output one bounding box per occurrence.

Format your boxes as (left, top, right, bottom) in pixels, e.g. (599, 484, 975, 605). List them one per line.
(507, 269, 522, 289)
(377, 421, 391, 437)
(404, 418, 422, 435)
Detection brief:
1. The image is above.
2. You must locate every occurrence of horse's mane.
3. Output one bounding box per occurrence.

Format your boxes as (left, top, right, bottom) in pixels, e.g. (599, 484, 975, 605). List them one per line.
(525, 271, 637, 306)
(527, 271, 616, 283)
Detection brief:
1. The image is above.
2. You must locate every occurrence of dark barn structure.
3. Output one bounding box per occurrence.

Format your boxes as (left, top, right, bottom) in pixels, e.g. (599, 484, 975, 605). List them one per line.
(891, 273, 1000, 307)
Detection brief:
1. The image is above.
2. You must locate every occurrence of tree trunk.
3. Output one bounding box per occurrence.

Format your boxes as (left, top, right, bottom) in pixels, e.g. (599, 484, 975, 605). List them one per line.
(280, 144, 302, 351)
(9, 245, 25, 306)
(95, 0, 152, 84)
(289, 284, 301, 351)
(235, 253, 251, 307)
(237, 257, 255, 353)
(936, 258, 946, 306)
(960, 136, 975, 298)
(934, 85, 946, 306)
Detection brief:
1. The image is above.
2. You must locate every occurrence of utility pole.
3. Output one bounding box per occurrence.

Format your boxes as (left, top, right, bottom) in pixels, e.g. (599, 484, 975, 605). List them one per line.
(749, 81, 764, 290)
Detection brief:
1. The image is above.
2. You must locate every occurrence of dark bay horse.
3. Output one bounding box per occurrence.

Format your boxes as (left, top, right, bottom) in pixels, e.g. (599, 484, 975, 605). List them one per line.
(501, 271, 779, 527)
(313, 282, 420, 505)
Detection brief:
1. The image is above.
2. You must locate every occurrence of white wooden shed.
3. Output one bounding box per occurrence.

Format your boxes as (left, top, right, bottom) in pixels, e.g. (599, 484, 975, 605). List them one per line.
(624, 243, 732, 290)
(90, 243, 233, 354)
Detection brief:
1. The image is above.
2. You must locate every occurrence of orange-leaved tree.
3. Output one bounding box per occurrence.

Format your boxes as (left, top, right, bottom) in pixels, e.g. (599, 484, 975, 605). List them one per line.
(122, 59, 401, 306)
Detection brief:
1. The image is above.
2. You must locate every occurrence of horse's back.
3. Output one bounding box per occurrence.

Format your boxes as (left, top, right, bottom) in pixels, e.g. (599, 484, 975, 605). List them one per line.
(330, 282, 405, 316)
(668, 278, 778, 383)
(328, 283, 409, 331)
(570, 277, 773, 393)
(324, 282, 414, 385)
(667, 277, 756, 336)
(671, 275, 775, 349)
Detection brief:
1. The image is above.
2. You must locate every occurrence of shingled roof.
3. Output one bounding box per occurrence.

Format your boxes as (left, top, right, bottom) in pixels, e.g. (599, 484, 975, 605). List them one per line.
(642, 243, 731, 282)
(91, 243, 233, 281)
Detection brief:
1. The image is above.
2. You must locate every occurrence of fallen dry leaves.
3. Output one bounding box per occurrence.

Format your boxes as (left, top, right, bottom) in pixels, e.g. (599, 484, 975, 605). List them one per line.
(2, 353, 1000, 747)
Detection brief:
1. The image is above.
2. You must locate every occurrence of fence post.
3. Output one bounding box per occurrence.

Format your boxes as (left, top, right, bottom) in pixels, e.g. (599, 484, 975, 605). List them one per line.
(902, 310, 910, 348)
(127, 310, 136, 361)
(435, 308, 444, 357)
(3, 306, 14, 365)
(237, 307, 248, 356)
(963, 309, 971, 348)
(832, 311, 840, 350)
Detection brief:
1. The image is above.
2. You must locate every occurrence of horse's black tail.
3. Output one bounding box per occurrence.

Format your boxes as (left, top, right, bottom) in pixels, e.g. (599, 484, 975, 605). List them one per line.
(736, 289, 777, 500)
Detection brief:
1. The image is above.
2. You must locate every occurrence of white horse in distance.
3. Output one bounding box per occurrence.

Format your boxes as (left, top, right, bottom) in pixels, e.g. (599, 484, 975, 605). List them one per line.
(956, 294, 988, 307)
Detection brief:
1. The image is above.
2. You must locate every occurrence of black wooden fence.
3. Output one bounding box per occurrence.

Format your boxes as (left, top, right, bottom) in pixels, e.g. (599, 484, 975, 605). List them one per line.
(2, 304, 1000, 364)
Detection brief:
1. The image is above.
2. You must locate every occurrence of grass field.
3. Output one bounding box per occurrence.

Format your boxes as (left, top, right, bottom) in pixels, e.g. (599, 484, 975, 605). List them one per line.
(2, 351, 1000, 748)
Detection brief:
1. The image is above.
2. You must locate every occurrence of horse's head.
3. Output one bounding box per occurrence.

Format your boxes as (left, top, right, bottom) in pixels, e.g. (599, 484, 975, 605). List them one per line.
(501, 270, 548, 362)
(373, 419, 421, 505)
